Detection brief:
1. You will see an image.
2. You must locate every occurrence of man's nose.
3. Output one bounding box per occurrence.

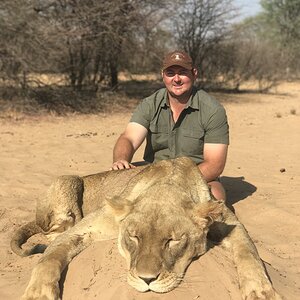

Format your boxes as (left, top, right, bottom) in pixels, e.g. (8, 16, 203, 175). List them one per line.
(173, 74, 181, 81)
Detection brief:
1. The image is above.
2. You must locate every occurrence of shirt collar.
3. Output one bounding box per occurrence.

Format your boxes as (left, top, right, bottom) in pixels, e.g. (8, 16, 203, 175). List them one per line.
(187, 87, 199, 109)
(160, 89, 169, 107)
(161, 87, 199, 110)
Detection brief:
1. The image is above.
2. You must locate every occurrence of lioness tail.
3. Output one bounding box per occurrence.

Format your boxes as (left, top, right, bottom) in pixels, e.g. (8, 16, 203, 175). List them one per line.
(10, 221, 43, 257)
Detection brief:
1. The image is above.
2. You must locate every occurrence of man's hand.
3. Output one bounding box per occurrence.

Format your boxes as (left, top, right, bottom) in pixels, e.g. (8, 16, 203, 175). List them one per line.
(110, 160, 136, 170)
(111, 122, 147, 171)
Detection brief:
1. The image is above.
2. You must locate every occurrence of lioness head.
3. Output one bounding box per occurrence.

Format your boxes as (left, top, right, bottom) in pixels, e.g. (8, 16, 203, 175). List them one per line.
(110, 186, 224, 293)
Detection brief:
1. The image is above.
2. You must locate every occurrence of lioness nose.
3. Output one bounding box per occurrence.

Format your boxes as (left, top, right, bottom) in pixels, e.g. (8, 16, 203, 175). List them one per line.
(139, 275, 158, 285)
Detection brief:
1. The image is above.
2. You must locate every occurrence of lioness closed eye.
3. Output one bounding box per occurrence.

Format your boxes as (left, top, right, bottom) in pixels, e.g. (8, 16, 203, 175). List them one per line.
(11, 157, 281, 300)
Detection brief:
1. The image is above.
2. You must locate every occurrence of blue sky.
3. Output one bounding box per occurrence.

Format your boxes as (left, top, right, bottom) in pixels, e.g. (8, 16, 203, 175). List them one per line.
(234, 0, 262, 19)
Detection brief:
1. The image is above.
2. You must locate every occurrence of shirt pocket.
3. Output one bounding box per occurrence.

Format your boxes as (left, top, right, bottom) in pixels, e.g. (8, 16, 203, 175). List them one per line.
(180, 127, 205, 155)
(149, 124, 169, 151)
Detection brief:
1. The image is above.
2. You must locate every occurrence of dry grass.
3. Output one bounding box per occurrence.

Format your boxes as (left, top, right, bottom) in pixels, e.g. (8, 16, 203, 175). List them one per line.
(0, 86, 140, 120)
(1, 76, 300, 119)
(118, 72, 160, 82)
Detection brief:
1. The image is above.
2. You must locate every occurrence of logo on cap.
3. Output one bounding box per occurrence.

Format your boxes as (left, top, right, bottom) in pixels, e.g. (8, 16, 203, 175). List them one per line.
(162, 50, 193, 70)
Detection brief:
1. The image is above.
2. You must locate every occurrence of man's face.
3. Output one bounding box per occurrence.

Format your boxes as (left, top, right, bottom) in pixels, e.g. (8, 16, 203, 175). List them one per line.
(162, 65, 197, 100)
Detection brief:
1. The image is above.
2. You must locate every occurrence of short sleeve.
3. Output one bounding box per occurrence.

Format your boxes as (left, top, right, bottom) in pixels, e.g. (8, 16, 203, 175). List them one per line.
(130, 99, 152, 129)
(204, 106, 229, 144)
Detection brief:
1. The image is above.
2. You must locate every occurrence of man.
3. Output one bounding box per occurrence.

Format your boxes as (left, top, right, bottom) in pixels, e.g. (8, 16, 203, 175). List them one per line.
(111, 50, 229, 200)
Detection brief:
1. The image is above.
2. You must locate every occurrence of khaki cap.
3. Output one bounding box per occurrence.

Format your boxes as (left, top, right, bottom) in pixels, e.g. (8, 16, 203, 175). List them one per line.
(162, 50, 193, 70)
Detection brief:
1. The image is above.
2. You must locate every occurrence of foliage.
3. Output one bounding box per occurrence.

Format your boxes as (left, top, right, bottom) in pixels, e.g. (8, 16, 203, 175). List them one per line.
(1, 0, 300, 112)
(260, 0, 300, 71)
(172, 0, 236, 79)
(208, 16, 282, 90)
(0, 0, 170, 91)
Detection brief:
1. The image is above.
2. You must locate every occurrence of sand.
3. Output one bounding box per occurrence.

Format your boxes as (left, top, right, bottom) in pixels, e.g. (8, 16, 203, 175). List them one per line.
(0, 82, 299, 299)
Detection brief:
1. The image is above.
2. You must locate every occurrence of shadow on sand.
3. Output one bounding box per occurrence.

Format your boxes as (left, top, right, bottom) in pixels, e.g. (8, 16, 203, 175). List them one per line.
(220, 176, 257, 211)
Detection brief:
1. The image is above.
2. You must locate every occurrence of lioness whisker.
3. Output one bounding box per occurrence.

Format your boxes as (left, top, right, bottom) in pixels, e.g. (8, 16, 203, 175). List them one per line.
(170, 284, 195, 293)
(113, 273, 127, 281)
(183, 273, 207, 280)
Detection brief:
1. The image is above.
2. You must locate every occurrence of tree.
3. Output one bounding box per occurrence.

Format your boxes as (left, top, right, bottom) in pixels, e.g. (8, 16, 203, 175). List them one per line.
(260, 0, 300, 71)
(33, 0, 144, 89)
(212, 19, 282, 91)
(0, 0, 53, 89)
(172, 0, 236, 79)
(0, 0, 172, 91)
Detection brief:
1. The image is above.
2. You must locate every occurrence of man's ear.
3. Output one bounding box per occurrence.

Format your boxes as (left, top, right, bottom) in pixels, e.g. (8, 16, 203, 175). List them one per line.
(192, 68, 198, 78)
(192, 200, 224, 228)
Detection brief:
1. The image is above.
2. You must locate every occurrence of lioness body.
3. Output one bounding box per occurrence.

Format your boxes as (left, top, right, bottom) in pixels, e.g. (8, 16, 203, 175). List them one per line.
(11, 157, 281, 300)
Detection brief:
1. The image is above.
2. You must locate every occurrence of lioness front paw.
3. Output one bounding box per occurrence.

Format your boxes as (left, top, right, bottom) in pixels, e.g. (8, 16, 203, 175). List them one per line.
(242, 280, 282, 300)
(21, 282, 60, 300)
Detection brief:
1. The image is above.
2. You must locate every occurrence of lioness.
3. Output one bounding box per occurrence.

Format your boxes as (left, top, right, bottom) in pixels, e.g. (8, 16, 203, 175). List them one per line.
(11, 157, 281, 300)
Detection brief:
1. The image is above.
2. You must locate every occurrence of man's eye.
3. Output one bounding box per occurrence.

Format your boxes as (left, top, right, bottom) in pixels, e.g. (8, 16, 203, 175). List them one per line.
(165, 72, 175, 77)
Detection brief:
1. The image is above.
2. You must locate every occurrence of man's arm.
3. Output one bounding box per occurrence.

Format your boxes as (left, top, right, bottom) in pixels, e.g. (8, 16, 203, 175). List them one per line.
(198, 143, 228, 182)
(111, 122, 148, 170)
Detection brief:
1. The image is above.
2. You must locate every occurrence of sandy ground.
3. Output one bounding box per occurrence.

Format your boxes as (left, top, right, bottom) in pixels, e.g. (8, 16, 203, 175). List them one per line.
(0, 82, 299, 299)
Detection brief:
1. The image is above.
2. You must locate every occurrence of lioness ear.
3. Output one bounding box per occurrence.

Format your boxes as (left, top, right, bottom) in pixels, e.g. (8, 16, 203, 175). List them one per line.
(192, 200, 224, 228)
(105, 196, 133, 222)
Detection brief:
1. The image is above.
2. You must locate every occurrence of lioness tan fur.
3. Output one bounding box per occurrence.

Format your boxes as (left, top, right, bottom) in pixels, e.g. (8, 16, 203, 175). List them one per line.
(11, 157, 281, 300)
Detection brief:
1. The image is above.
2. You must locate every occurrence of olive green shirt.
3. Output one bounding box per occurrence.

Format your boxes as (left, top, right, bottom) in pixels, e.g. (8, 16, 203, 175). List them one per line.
(130, 87, 229, 164)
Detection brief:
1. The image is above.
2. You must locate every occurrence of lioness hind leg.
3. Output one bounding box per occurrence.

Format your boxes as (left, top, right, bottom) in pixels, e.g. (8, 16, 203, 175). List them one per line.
(36, 175, 84, 235)
(11, 175, 85, 257)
